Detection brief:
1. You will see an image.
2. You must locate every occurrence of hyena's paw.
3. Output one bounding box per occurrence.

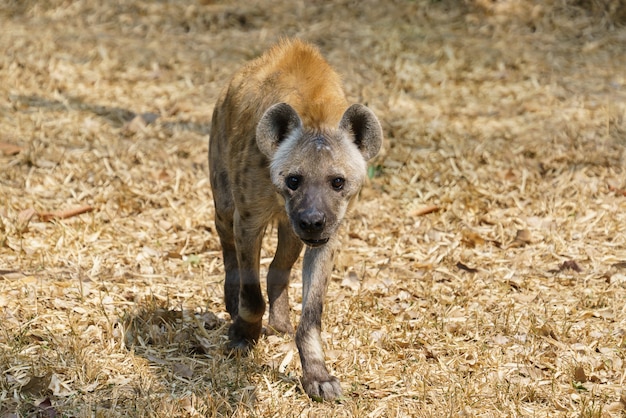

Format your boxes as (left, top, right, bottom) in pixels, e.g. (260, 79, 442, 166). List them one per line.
(302, 372, 342, 401)
(227, 317, 262, 353)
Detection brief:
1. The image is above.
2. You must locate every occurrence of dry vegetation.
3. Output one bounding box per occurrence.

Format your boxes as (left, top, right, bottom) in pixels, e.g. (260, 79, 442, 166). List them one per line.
(1, 0, 626, 416)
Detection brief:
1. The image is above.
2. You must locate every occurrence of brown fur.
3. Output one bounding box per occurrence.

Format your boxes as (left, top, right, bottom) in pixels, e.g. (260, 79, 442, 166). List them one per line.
(209, 38, 382, 401)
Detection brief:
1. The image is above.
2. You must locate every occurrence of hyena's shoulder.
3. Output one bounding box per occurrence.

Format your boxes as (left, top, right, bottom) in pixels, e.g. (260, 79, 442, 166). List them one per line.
(228, 39, 349, 130)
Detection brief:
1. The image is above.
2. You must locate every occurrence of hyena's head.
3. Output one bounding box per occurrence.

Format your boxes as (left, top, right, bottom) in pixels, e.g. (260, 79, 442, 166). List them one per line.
(256, 103, 382, 247)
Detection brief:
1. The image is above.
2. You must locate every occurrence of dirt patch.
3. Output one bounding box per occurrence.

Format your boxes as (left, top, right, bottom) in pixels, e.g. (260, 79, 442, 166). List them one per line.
(1, 0, 625, 416)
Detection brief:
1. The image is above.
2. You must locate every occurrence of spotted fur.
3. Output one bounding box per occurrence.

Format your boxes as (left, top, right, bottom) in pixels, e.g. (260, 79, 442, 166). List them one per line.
(209, 38, 382, 401)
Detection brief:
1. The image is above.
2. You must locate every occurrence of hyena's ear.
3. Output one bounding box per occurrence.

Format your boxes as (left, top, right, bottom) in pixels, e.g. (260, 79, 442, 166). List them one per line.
(339, 104, 383, 161)
(256, 103, 303, 158)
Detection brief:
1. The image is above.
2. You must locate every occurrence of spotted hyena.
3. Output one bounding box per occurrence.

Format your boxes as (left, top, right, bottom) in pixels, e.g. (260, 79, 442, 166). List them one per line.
(208, 39, 382, 401)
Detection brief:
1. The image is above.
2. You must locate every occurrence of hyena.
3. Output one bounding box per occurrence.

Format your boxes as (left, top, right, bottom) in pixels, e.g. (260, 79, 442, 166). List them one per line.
(208, 39, 382, 401)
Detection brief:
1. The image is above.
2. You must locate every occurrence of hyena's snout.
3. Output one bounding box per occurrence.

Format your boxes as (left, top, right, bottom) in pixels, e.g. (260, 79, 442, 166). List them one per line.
(292, 199, 334, 247)
(298, 208, 326, 233)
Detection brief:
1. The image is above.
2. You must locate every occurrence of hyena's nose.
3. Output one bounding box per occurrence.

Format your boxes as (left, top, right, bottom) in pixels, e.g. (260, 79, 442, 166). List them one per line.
(299, 210, 326, 233)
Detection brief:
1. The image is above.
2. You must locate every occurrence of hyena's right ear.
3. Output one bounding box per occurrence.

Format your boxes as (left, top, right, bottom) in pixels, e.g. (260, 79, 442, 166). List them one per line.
(256, 103, 303, 158)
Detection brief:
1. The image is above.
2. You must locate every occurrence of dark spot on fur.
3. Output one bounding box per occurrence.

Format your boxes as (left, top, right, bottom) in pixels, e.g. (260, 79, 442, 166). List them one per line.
(241, 210, 251, 219)
(219, 171, 229, 190)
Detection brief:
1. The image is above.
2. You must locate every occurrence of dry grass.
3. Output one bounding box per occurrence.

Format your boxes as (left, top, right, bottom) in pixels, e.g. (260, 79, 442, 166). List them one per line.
(1, 0, 626, 416)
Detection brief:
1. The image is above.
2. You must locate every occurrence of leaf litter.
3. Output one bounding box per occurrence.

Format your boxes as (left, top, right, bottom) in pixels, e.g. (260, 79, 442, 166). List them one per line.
(1, 0, 626, 417)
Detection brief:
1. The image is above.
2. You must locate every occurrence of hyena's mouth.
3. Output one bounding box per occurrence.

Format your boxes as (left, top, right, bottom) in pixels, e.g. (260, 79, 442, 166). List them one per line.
(302, 237, 329, 247)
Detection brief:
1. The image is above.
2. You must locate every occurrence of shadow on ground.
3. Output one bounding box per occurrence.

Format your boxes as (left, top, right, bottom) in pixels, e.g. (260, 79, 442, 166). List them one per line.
(119, 297, 264, 415)
(10, 94, 210, 135)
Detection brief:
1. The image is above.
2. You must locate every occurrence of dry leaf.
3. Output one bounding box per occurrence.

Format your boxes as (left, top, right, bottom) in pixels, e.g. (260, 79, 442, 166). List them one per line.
(123, 112, 159, 134)
(340, 271, 361, 292)
(536, 323, 559, 340)
(123, 114, 147, 133)
(39, 205, 94, 222)
(48, 373, 76, 397)
(608, 184, 626, 197)
(2, 1, 626, 416)
(573, 365, 587, 383)
(503, 169, 517, 181)
(409, 205, 440, 217)
(456, 261, 478, 273)
(173, 363, 194, 379)
(36, 398, 57, 418)
(605, 401, 626, 414)
(178, 395, 201, 417)
(0, 141, 23, 155)
(559, 260, 583, 273)
(509, 229, 532, 248)
(279, 349, 296, 373)
(461, 230, 485, 248)
(20, 373, 52, 396)
(199, 311, 221, 330)
(515, 229, 532, 243)
(492, 335, 509, 345)
(17, 208, 37, 232)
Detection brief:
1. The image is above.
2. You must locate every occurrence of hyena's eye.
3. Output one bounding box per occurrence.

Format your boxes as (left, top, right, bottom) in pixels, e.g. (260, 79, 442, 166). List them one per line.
(331, 177, 345, 191)
(286, 175, 301, 191)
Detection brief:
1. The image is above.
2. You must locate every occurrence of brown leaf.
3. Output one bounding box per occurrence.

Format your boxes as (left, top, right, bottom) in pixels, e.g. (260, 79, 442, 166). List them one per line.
(509, 229, 532, 248)
(409, 205, 440, 217)
(48, 373, 75, 397)
(503, 169, 517, 181)
(456, 261, 478, 273)
(560, 260, 583, 273)
(461, 230, 485, 248)
(39, 205, 94, 222)
(574, 365, 587, 383)
(17, 208, 37, 232)
(199, 311, 221, 330)
(515, 229, 532, 242)
(173, 363, 194, 379)
(21, 373, 52, 396)
(536, 323, 558, 340)
(0, 141, 23, 155)
(36, 398, 57, 418)
(608, 184, 626, 197)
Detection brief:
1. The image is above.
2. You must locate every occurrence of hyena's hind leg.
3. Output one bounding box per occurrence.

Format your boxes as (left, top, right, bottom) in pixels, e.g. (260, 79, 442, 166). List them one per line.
(267, 219, 303, 335)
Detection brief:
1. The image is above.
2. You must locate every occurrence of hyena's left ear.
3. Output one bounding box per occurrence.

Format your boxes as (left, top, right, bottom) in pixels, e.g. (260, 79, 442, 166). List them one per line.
(256, 103, 303, 158)
(339, 104, 383, 161)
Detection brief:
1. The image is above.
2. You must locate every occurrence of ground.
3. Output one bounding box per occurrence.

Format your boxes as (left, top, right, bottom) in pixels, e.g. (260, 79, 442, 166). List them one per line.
(1, 0, 626, 417)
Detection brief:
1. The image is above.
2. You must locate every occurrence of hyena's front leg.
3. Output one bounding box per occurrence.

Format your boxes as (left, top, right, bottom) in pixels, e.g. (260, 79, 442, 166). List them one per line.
(296, 241, 342, 401)
(228, 211, 266, 351)
(267, 220, 303, 335)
